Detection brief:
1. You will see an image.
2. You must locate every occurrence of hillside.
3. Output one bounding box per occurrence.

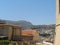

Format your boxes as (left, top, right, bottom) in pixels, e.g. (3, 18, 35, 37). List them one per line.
(0, 20, 55, 36)
(6, 20, 32, 29)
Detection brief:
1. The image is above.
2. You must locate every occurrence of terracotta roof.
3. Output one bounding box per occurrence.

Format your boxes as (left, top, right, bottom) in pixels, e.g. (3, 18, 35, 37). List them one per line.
(22, 30, 37, 36)
(22, 30, 39, 41)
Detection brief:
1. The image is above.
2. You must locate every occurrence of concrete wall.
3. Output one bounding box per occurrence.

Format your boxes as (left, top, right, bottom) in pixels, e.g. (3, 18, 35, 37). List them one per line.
(54, 0, 60, 45)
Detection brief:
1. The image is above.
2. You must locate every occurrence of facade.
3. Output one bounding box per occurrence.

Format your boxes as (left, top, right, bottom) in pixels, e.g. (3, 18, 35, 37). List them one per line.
(21, 30, 39, 45)
(0, 24, 22, 41)
(54, 0, 60, 45)
(22, 30, 39, 41)
(9, 29, 39, 45)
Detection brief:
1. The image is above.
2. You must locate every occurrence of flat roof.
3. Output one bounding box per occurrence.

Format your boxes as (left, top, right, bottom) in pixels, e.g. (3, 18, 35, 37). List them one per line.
(0, 24, 21, 28)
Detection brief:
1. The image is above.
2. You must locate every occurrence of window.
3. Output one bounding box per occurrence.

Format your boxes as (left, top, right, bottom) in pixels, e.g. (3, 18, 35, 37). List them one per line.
(0, 26, 9, 36)
(0, 26, 4, 36)
(0, 26, 8, 40)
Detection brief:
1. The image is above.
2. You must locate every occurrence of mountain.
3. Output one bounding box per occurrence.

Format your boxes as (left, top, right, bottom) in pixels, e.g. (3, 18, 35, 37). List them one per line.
(6, 20, 32, 29)
(14, 20, 32, 29)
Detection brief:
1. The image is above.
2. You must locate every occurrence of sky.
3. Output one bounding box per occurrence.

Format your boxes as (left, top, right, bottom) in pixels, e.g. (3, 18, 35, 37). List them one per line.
(0, 0, 56, 25)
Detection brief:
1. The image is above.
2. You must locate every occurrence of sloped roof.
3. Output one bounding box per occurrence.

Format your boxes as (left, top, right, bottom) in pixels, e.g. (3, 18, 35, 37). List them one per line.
(22, 30, 40, 41)
(22, 30, 37, 36)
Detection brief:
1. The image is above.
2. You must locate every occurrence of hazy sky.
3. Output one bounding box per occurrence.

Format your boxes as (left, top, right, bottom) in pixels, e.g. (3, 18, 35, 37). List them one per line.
(0, 0, 56, 25)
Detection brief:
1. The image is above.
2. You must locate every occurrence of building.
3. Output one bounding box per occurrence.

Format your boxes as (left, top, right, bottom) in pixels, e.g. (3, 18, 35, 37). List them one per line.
(21, 30, 40, 45)
(9, 29, 39, 45)
(54, 0, 60, 45)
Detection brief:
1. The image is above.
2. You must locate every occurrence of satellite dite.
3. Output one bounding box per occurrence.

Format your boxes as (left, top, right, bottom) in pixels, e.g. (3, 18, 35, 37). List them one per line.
(54, 0, 60, 45)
